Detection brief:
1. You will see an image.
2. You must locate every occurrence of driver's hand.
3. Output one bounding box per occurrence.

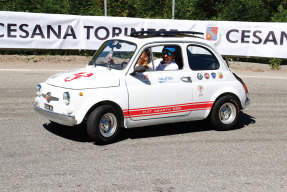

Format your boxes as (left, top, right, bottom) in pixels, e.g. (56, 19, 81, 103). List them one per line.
(106, 54, 112, 61)
(106, 54, 115, 65)
(143, 63, 151, 69)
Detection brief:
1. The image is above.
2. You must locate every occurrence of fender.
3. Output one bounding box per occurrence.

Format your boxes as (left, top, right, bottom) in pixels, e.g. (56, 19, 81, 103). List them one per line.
(210, 81, 246, 110)
(189, 85, 240, 121)
(74, 87, 128, 125)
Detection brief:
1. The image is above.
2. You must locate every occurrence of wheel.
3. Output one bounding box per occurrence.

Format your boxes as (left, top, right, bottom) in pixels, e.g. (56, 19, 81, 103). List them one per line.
(87, 105, 121, 144)
(210, 95, 240, 131)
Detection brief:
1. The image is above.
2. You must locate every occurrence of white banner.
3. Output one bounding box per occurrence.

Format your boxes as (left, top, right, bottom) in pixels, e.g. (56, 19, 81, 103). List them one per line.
(0, 11, 286, 58)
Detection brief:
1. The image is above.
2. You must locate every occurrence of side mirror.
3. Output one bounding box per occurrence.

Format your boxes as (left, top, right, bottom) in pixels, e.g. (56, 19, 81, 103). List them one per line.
(130, 65, 146, 76)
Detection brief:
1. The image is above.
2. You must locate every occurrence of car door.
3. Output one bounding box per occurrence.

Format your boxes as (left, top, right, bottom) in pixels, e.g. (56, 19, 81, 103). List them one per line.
(125, 45, 194, 121)
(187, 44, 222, 106)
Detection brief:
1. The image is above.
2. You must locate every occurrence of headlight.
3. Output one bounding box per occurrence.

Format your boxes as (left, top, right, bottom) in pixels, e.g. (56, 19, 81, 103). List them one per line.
(63, 92, 70, 105)
(36, 84, 41, 96)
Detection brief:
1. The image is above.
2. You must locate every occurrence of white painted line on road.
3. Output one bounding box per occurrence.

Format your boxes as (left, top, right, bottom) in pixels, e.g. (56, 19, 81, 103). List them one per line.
(1, 68, 287, 80)
(240, 75, 287, 80)
(0, 68, 69, 72)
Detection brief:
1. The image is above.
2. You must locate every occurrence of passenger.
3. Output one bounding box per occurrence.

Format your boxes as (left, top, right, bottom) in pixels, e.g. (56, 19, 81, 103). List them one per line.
(155, 46, 178, 70)
(136, 49, 152, 70)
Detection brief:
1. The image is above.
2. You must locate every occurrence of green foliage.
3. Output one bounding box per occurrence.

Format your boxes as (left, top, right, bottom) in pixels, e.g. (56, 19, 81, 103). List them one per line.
(68, 0, 104, 16)
(0, 0, 286, 21)
(272, 4, 287, 22)
(0, 0, 286, 60)
(108, 0, 174, 19)
(217, 0, 270, 21)
(181, 0, 221, 20)
(269, 58, 282, 69)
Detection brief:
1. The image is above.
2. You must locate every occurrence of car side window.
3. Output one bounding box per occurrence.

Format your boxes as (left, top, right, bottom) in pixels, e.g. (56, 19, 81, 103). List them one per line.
(134, 48, 153, 70)
(150, 45, 183, 71)
(187, 45, 219, 70)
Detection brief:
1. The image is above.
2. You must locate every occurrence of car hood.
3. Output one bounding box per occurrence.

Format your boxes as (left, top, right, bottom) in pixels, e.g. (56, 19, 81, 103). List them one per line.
(45, 66, 120, 89)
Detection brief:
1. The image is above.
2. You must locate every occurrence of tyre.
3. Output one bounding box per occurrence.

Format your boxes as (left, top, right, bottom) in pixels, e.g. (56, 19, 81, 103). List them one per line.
(87, 105, 121, 144)
(210, 95, 240, 131)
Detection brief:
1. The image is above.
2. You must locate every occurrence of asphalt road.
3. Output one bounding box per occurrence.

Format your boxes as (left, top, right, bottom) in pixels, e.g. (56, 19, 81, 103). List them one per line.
(0, 67, 287, 192)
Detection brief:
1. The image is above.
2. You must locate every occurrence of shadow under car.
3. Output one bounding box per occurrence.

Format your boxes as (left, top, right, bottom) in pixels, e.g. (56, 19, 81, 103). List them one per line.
(43, 112, 256, 143)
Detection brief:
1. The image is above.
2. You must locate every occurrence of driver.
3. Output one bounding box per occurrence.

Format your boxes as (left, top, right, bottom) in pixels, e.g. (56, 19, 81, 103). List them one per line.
(155, 46, 178, 70)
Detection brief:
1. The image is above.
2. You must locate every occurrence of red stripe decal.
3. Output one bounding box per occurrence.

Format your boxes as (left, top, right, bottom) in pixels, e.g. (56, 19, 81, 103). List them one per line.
(123, 101, 214, 118)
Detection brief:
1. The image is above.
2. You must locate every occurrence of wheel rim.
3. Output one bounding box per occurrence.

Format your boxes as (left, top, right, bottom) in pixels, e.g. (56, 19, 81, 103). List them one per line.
(219, 102, 237, 124)
(99, 113, 117, 137)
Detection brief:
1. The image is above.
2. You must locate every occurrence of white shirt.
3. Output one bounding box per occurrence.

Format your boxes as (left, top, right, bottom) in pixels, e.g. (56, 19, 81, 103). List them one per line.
(154, 59, 178, 71)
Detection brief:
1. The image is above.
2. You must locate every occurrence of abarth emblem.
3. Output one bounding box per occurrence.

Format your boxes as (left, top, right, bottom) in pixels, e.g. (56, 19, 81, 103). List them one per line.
(42, 92, 59, 103)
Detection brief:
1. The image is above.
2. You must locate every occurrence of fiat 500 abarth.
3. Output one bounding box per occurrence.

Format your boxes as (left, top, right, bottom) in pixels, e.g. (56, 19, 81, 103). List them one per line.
(34, 31, 250, 144)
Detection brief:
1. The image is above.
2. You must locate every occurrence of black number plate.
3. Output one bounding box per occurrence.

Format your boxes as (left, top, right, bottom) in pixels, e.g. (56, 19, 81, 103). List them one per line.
(44, 103, 53, 111)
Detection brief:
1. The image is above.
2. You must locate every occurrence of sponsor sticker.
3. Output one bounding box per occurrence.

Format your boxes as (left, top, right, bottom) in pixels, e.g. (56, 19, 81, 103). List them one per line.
(198, 85, 204, 96)
(211, 72, 216, 79)
(204, 73, 210, 79)
(197, 73, 203, 80)
(218, 72, 223, 79)
(158, 77, 173, 83)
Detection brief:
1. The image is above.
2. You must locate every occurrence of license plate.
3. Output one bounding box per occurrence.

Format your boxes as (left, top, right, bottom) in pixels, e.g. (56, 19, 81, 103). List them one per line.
(44, 103, 53, 111)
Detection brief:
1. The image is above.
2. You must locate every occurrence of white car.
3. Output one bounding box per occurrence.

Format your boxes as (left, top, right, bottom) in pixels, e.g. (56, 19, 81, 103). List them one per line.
(34, 31, 250, 144)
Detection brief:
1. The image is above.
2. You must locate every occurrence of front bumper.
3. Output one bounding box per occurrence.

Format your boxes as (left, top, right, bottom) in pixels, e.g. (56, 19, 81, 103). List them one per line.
(34, 104, 76, 126)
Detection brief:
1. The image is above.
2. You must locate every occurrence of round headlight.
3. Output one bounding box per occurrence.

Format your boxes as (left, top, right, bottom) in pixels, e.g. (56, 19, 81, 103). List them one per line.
(63, 92, 70, 105)
(36, 84, 41, 96)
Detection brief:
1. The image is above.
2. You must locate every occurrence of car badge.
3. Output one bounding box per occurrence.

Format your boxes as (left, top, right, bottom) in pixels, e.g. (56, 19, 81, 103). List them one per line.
(211, 72, 216, 79)
(42, 92, 59, 103)
(197, 73, 203, 80)
(46, 93, 51, 102)
(204, 73, 210, 79)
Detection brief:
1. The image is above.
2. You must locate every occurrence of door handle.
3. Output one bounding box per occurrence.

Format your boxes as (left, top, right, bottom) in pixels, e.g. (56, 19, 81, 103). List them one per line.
(181, 76, 192, 83)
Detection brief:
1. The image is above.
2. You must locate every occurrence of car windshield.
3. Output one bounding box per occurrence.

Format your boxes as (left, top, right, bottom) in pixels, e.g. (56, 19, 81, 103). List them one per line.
(88, 40, 137, 70)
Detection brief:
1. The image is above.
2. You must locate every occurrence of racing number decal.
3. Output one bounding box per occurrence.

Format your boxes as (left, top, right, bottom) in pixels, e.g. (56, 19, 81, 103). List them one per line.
(64, 72, 93, 82)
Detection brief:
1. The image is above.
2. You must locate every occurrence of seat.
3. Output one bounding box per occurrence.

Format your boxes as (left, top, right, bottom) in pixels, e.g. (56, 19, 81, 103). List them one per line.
(175, 49, 183, 69)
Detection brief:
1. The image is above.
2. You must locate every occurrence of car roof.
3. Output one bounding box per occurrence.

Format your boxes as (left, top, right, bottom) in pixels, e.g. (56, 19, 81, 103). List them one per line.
(130, 31, 204, 38)
(113, 31, 215, 50)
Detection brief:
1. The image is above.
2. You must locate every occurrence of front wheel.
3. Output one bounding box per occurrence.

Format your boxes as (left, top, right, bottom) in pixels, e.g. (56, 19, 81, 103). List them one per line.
(210, 95, 240, 131)
(87, 105, 121, 144)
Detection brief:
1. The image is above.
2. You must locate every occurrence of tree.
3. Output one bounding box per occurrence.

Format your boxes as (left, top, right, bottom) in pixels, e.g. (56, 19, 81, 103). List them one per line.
(0, 0, 286, 22)
(217, 0, 270, 21)
(272, 4, 287, 22)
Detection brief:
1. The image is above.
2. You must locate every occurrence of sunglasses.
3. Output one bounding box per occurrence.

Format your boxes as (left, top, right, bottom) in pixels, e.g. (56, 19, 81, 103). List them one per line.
(162, 49, 174, 56)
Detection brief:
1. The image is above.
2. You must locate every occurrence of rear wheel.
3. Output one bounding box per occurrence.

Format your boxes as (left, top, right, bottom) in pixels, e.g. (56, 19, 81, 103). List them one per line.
(87, 105, 121, 144)
(210, 95, 240, 131)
